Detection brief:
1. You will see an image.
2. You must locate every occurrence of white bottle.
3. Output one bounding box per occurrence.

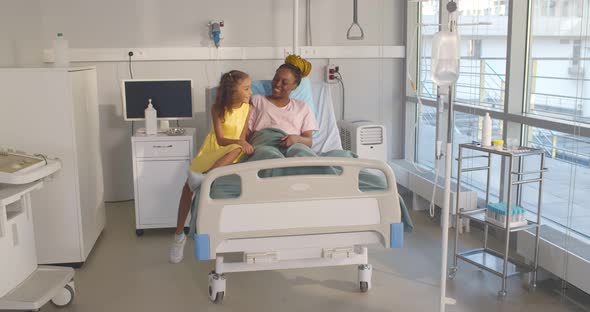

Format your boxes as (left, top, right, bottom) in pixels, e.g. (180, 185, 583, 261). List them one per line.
(482, 112, 492, 147)
(145, 99, 158, 135)
(53, 33, 69, 67)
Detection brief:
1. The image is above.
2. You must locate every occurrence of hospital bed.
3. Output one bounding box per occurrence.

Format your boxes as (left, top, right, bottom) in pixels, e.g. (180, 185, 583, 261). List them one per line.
(195, 80, 405, 303)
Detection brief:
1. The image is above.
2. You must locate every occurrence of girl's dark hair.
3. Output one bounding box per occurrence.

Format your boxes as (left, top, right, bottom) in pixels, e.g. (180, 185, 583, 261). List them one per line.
(212, 70, 249, 122)
(278, 63, 303, 86)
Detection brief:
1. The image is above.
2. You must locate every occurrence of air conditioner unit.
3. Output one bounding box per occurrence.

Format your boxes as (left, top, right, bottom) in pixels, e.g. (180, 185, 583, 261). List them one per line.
(337, 120, 387, 162)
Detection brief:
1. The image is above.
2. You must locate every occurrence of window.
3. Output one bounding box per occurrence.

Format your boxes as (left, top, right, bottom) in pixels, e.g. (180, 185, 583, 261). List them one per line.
(468, 39, 482, 59)
(522, 127, 590, 237)
(455, 0, 508, 111)
(415, 0, 439, 169)
(408, 0, 590, 285)
(528, 0, 590, 123)
(416, 105, 436, 168)
(525, 0, 590, 238)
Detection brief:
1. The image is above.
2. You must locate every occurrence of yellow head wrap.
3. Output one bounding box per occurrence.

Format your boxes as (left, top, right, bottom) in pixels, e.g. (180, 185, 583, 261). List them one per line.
(285, 55, 312, 77)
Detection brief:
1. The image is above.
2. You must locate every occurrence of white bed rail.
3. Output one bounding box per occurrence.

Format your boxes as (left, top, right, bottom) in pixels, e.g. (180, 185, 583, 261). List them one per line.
(195, 157, 402, 260)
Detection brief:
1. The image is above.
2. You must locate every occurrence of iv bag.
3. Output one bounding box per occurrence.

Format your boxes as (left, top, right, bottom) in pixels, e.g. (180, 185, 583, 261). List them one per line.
(431, 30, 460, 89)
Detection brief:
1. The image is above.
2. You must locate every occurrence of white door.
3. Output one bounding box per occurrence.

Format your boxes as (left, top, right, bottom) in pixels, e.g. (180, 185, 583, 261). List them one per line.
(136, 160, 189, 226)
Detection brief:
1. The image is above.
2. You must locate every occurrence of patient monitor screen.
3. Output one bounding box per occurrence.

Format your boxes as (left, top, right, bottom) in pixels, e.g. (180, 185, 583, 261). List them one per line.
(123, 80, 193, 120)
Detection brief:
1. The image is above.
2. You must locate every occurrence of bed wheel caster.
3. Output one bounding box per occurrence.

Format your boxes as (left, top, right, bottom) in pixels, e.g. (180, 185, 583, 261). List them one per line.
(360, 281, 369, 293)
(497, 290, 507, 297)
(51, 282, 75, 307)
(135, 229, 144, 236)
(358, 264, 372, 293)
(208, 271, 226, 304)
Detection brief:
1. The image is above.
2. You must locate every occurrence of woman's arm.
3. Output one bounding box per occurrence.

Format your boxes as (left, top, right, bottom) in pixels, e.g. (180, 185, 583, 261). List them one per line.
(280, 130, 313, 148)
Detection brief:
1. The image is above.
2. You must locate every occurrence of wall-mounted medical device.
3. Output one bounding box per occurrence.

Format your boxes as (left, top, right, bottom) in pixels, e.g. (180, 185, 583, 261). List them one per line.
(209, 20, 224, 48)
(121, 79, 194, 121)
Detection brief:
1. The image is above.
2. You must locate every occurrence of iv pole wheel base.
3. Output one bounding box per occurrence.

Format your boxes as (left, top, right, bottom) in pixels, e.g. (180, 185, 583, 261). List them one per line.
(497, 290, 507, 297)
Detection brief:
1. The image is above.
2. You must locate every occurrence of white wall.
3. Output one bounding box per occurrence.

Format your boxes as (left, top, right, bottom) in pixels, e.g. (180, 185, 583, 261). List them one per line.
(38, 0, 400, 48)
(29, 0, 405, 201)
(0, 0, 42, 66)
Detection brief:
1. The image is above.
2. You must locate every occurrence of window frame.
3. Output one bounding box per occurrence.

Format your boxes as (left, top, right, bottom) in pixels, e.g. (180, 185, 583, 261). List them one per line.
(404, 0, 590, 239)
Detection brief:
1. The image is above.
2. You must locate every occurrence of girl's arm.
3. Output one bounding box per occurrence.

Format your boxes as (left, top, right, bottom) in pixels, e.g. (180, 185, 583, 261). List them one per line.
(212, 108, 242, 146)
(212, 108, 253, 155)
(239, 107, 252, 141)
(239, 108, 254, 154)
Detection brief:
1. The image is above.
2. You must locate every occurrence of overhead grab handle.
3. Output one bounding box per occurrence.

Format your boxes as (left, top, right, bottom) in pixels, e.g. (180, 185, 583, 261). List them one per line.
(346, 0, 364, 40)
(347, 0, 364, 40)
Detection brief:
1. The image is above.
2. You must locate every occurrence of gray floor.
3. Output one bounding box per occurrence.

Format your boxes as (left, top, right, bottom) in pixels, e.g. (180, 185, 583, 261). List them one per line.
(30, 200, 590, 312)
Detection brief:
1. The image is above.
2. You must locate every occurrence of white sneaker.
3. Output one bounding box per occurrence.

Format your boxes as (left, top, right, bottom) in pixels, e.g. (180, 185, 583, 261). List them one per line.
(169, 234, 187, 264)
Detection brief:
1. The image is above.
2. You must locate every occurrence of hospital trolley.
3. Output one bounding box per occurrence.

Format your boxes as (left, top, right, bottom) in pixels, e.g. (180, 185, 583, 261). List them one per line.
(449, 143, 546, 297)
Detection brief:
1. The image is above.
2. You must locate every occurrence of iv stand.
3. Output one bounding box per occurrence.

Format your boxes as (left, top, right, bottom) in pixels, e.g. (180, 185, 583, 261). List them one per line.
(438, 1, 458, 312)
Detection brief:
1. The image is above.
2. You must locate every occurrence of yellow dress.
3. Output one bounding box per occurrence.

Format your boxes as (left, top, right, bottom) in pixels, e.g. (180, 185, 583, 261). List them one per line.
(190, 103, 250, 173)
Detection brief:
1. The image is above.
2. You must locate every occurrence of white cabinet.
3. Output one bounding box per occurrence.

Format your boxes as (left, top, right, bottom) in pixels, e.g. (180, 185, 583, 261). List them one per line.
(131, 129, 195, 235)
(0, 66, 105, 265)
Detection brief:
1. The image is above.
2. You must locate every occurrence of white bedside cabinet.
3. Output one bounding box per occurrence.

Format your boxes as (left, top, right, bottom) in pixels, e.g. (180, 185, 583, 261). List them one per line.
(131, 128, 196, 236)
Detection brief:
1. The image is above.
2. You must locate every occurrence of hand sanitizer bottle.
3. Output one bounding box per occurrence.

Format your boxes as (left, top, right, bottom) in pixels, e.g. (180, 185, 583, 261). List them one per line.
(482, 112, 492, 147)
(53, 33, 69, 67)
(145, 99, 158, 135)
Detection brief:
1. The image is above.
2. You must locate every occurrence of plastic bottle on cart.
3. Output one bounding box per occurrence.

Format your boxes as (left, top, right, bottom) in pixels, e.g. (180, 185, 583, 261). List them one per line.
(53, 33, 69, 67)
(145, 99, 158, 135)
(482, 112, 492, 146)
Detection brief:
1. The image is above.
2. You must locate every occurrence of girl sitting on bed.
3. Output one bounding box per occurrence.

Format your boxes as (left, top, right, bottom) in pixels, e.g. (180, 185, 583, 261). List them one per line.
(169, 70, 253, 264)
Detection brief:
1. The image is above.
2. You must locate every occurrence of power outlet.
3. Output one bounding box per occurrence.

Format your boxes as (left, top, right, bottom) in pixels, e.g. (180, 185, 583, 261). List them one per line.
(325, 64, 339, 84)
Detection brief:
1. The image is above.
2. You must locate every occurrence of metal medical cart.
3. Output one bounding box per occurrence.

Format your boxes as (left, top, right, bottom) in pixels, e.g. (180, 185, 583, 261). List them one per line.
(448, 143, 546, 297)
